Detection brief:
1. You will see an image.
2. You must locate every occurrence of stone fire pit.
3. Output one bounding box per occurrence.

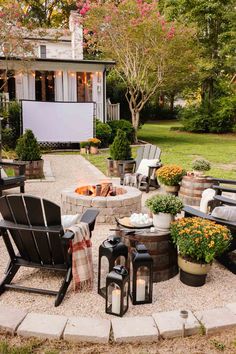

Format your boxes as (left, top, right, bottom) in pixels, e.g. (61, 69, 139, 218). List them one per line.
(61, 184, 142, 224)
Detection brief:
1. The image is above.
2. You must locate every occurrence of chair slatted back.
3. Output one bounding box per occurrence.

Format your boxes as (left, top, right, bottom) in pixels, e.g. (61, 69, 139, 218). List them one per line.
(0, 195, 65, 265)
(136, 144, 161, 170)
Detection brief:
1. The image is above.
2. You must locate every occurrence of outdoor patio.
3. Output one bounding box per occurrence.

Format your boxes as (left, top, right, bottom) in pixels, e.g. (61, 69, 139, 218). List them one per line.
(0, 153, 235, 320)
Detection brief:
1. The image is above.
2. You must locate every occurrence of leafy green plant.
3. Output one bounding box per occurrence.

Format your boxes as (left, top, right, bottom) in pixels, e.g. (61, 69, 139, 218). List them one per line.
(192, 159, 211, 171)
(211, 339, 226, 351)
(109, 129, 132, 160)
(96, 120, 112, 147)
(2, 128, 15, 149)
(157, 165, 186, 186)
(108, 119, 135, 143)
(145, 194, 183, 215)
(15, 129, 42, 161)
(170, 217, 232, 263)
(80, 141, 90, 148)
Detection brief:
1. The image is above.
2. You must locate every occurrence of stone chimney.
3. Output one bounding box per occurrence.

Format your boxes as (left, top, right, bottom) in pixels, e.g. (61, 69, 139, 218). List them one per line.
(69, 11, 83, 60)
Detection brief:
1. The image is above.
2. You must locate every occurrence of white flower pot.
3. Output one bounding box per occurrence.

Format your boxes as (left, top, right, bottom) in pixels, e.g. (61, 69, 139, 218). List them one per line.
(152, 213, 174, 230)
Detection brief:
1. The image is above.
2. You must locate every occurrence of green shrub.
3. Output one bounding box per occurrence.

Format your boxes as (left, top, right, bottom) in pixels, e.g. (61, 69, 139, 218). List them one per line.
(145, 194, 183, 215)
(2, 128, 15, 149)
(8, 101, 21, 145)
(108, 119, 135, 143)
(16, 129, 42, 161)
(109, 129, 132, 160)
(180, 96, 236, 133)
(96, 121, 112, 147)
(192, 159, 211, 171)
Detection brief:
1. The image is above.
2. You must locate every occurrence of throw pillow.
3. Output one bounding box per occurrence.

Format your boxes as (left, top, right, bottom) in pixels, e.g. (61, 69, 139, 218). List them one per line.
(211, 206, 236, 221)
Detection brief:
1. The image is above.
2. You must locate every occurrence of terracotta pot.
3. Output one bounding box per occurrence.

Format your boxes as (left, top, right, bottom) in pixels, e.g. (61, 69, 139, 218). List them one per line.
(90, 146, 98, 154)
(152, 213, 174, 230)
(80, 148, 87, 154)
(178, 255, 211, 287)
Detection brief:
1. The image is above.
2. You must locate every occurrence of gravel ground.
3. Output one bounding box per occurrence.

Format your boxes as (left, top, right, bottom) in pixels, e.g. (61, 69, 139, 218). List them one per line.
(0, 154, 235, 319)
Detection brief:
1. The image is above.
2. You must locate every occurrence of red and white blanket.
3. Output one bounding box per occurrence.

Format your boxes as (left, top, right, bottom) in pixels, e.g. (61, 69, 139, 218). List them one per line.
(68, 222, 93, 291)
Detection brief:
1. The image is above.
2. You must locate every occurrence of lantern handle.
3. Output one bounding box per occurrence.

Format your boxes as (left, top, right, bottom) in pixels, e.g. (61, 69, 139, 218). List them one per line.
(113, 265, 128, 276)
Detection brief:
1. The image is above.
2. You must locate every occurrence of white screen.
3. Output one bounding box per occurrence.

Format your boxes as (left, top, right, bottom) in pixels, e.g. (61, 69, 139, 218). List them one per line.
(22, 101, 95, 142)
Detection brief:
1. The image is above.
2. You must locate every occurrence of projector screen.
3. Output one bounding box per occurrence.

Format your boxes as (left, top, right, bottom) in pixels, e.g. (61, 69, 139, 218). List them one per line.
(22, 100, 95, 142)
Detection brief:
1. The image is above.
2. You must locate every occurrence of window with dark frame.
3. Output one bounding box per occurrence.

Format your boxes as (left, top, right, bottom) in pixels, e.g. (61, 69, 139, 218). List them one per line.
(35, 71, 55, 102)
(40, 45, 47, 59)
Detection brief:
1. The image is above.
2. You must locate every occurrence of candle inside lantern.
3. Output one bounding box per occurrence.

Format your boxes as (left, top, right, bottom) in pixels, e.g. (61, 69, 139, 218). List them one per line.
(136, 278, 145, 301)
(112, 288, 121, 314)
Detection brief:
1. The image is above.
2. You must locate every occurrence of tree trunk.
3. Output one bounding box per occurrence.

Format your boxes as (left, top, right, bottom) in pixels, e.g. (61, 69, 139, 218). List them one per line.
(131, 110, 140, 143)
(169, 94, 175, 112)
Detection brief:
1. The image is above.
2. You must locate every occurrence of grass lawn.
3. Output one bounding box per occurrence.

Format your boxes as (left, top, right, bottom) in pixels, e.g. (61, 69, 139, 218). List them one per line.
(85, 121, 236, 179)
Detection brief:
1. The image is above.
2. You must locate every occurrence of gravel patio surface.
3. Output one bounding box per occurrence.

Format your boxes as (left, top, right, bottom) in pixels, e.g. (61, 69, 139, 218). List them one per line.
(0, 154, 235, 319)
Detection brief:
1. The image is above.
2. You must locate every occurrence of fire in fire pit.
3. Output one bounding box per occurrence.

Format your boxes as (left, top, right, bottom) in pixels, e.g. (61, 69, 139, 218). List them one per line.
(75, 182, 126, 197)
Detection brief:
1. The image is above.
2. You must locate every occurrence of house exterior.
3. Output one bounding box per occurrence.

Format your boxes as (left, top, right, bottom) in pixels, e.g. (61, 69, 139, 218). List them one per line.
(0, 12, 117, 122)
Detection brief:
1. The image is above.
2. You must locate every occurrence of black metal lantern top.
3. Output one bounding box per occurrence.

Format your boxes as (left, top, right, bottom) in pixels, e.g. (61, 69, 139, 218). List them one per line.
(100, 236, 128, 260)
(107, 265, 129, 282)
(132, 244, 153, 264)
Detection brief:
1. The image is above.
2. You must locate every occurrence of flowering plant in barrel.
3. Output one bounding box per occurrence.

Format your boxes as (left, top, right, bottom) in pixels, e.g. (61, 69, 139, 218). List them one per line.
(192, 159, 211, 176)
(170, 217, 232, 286)
(156, 165, 186, 193)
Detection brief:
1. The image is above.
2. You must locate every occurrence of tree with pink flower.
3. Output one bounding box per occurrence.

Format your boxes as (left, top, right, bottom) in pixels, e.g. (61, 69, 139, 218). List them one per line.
(82, 0, 199, 140)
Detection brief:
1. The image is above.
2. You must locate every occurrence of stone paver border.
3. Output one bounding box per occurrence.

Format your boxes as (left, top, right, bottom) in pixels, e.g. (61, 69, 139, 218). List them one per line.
(0, 302, 235, 343)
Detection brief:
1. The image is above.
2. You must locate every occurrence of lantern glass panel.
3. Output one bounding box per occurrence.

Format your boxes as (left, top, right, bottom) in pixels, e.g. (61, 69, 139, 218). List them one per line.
(136, 266, 150, 302)
(123, 281, 129, 312)
(107, 283, 121, 315)
(100, 256, 109, 295)
(114, 255, 126, 267)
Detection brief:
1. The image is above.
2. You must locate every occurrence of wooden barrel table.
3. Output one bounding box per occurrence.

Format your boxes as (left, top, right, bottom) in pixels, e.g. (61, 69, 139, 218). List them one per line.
(116, 229, 178, 283)
(179, 175, 214, 206)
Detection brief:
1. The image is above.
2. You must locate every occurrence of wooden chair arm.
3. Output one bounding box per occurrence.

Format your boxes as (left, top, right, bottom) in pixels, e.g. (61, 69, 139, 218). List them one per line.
(213, 185, 236, 195)
(0, 220, 63, 233)
(213, 178, 236, 185)
(80, 207, 99, 233)
(61, 230, 75, 241)
(213, 195, 236, 206)
(0, 160, 26, 175)
(118, 160, 136, 175)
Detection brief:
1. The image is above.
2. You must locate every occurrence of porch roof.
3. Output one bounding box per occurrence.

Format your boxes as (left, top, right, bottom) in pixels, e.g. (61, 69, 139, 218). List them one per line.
(0, 56, 115, 67)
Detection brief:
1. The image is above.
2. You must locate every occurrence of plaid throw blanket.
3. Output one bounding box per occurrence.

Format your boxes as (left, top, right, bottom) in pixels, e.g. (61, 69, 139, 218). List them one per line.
(68, 222, 93, 291)
(123, 173, 145, 188)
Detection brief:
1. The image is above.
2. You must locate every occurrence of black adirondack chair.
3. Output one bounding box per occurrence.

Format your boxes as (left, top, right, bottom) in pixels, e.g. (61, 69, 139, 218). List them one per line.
(120, 144, 162, 192)
(0, 195, 99, 306)
(0, 160, 26, 196)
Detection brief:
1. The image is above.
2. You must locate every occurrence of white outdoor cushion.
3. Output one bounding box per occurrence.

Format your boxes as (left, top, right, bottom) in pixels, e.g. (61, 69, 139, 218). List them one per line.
(136, 159, 160, 178)
(61, 214, 80, 229)
(200, 188, 216, 213)
(211, 206, 236, 221)
(0, 168, 8, 178)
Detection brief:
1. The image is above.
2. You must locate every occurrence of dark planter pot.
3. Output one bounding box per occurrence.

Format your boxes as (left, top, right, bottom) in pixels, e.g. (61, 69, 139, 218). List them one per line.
(180, 269, 207, 287)
(14, 159, 44, 179)
(106, 158, 135, 177)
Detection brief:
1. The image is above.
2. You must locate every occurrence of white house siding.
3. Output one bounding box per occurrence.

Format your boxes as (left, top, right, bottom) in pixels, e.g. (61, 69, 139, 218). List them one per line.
(35, 40, 73, 60)
(0, 60, 105, 121)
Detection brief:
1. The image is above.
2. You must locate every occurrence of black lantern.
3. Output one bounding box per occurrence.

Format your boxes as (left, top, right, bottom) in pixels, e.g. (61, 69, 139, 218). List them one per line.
(98, 236, 128, 298)
(106, 265, 129, 317)
(130, 244, 153, 305)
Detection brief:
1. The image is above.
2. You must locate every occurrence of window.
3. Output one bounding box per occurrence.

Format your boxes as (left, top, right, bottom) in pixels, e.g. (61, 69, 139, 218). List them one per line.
(77, 72, 93, 102)
(40, 45, 47, 59)
(0, 70, 15, 100)
(35, 71, 55, 101)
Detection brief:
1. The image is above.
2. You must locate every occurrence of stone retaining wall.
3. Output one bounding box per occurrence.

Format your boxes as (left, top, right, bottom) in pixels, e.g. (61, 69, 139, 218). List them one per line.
(61, 185, 142, 224)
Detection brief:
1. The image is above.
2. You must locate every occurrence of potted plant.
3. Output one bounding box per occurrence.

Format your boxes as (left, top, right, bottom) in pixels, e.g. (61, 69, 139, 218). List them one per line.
(88, 138, 101, 154)
(107, 129, 135, 177)
(15, 129, 43, 179)
(156, 165, 186, 194)
(145, 194, 183, 230)
(170, 217, 232, 286)
(80, 141, 90, 154)
(192, 159, 211, 177)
